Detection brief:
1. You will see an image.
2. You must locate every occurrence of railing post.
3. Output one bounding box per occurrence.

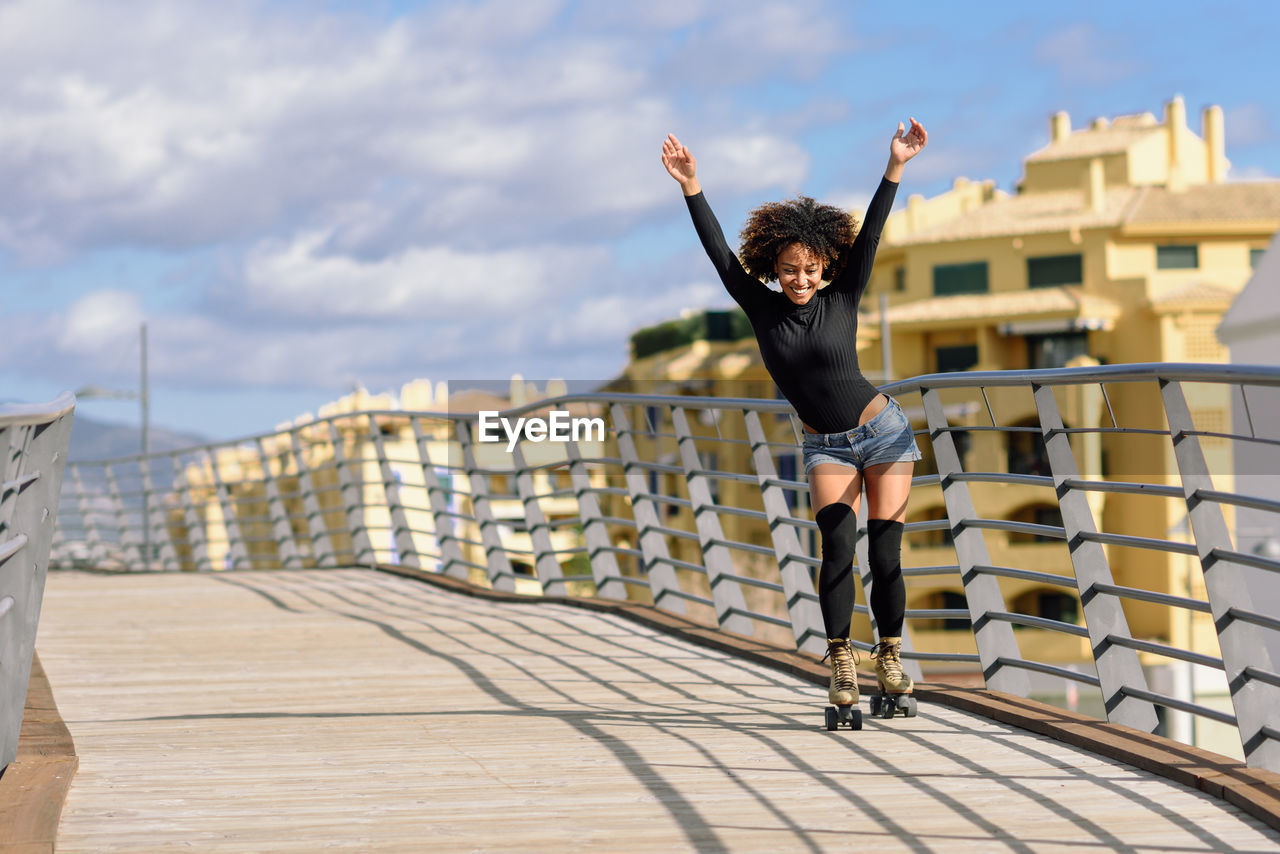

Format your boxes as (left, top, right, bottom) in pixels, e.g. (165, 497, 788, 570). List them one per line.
(922, 386, 1028, 695)
(256, 437, 302, 570)
(411, 416, 468, 580)
(456, 420, 517, 592)
(209, 449, 250, 571)
(179, 454, 213, 572)
(138, 457, 176, 571)
(743, 410, 824, 654)
(565, 434, 627, 600)
(510, 443, 565, 592)
(1034, 383, 1158, 732)
(103, 463, 142, 568)
(1161, 378, 1280, 768)
(328, 420, 375, 567)
(289, 426, 337, 568)
(610, 404, 684, 614)
(672, 407, 752, 636)
(371, 422, 419, 568)
(70, 466, 106, 566)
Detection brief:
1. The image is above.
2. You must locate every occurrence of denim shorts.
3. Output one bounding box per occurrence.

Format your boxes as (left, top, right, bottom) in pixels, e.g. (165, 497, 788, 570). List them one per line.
(801, 396, 923, 474)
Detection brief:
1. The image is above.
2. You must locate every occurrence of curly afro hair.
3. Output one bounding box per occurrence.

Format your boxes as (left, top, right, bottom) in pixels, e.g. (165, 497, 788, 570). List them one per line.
(738, 196, 859, 283)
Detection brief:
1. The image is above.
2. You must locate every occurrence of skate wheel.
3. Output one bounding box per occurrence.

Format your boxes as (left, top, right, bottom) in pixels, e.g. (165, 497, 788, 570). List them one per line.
(880, 697, 896, 719)
(868, 695, 882, 716)
(849, 708, 863, 731)
(825, 706, 838, 731)
(903, 697, 918, 717)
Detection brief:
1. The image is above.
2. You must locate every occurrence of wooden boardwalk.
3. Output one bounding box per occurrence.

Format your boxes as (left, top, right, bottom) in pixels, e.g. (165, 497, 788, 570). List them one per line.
(34, 569, 1280, 853)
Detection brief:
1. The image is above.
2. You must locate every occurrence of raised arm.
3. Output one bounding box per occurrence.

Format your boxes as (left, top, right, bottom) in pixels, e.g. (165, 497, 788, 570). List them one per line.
(829, 118, 928, 299)
(662, 134, 772, 312)
(885, 116, 928, 183)
(662, 133, 701, 197)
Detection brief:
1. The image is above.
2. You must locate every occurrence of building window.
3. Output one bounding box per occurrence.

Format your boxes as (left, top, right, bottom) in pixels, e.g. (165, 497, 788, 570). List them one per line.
(1008, 503, 1064, 543)
(936, 345, 978, 373)
(909, 505, 953, 548)
(933, 261, 989, 296)
(1007, 419, 1051, 476)
(1027, 254, 1083, 288)
(940, 591, 970, 630)
(1251, 247, 1267, 268)
(1027, 331, 1089, 369)
(704, 452, 720, 505)
(915, 428, 969, 477)
(893, 266, 906, 292)
(1013, 589, 1080, 625)
(1156, 244, 1198, 269)
(644, 406, 662, 433)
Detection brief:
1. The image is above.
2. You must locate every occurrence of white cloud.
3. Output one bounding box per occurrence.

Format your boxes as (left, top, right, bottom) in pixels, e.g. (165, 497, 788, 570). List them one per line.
(547, 279, 721, 347)
(240, 230, 612, 320)
(0, 0, 826, 263)
(56, 289, 143, 355)
(0, 0, 863, 431)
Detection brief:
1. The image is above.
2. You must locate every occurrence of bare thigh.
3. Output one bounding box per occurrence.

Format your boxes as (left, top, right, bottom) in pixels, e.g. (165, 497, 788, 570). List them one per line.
(863, 459, 915, 522)
(808, 463, 863, 515)
(809, 460, 915, 520)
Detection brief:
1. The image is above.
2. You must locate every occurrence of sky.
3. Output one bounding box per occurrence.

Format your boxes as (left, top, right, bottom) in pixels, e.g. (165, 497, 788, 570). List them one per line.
(3, 0, 1279, 441)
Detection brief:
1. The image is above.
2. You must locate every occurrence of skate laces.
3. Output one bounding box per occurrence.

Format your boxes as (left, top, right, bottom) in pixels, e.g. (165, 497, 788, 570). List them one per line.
(823, 640, 858, 690)
(872, 640, 903, 679)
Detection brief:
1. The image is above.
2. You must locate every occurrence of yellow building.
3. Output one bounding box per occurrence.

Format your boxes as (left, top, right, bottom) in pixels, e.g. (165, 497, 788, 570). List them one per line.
(172, 377, 603, 597)
(610, 97, 1280, 750)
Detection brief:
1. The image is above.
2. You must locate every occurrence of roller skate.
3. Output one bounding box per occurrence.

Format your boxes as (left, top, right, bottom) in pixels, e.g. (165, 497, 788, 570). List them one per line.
(868, 637, 918, 719)
(822, 638, 862, 731)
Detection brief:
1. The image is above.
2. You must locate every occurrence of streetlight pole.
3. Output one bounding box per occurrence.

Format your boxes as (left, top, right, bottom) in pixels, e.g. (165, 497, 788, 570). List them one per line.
(140, 323, 150, 572)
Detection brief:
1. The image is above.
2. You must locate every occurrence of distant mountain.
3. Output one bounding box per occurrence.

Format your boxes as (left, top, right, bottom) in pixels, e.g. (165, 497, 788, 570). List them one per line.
(68, 414, 210, 463)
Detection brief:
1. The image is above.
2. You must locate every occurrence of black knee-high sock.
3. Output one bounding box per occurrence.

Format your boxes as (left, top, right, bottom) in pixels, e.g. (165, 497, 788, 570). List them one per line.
(815, 503, 858, 639)
(867, 519, 906, 638)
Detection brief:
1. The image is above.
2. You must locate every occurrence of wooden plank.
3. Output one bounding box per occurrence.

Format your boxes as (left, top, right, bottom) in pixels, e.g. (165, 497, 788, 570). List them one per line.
(33, 569, 1280, 853)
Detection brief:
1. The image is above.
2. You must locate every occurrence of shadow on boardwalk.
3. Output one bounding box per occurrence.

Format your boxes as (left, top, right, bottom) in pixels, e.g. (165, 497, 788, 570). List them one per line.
(34, 569, 1280, 853)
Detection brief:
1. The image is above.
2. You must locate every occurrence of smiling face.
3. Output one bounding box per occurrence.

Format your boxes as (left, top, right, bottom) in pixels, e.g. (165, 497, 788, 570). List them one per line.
(774, 243, 824, 305)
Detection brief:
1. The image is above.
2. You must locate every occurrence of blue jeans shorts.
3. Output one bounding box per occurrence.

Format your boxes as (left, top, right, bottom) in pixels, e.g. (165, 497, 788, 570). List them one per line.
(801, 396, 923, 474)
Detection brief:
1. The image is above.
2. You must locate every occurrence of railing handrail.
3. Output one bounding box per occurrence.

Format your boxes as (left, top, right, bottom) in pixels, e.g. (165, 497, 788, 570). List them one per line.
(1, 393, 76, 772)
(49, 364, 1280, 772)
(0, 392, 76, 428)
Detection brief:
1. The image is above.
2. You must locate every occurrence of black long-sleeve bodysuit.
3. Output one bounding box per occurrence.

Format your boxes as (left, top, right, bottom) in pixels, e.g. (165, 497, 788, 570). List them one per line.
(684, 177, 898, 433)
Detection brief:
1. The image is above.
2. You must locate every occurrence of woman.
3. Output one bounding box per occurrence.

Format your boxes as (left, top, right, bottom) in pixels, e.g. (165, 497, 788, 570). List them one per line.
(660, 119, 927, 712)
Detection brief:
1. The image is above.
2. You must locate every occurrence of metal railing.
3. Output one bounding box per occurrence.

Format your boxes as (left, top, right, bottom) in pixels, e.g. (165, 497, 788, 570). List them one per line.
(1, 393, 75, 770)
(50, 364, 1280, 770)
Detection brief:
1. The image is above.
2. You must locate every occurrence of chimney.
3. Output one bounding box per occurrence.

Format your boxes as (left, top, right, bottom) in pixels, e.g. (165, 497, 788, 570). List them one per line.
(509, 373, 525, 406)
(1203, 104, 1226, 183)
(1051, 111, 1071, 143)
(907, 193, 923, 234)
(1166, 95, 1186, 191)
(1085, 157, 1105, 213)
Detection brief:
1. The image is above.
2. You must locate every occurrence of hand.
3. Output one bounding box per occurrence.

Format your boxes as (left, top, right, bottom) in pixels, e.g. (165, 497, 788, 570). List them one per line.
(889, 117, 928, 166)
(661, 133, 699, 193)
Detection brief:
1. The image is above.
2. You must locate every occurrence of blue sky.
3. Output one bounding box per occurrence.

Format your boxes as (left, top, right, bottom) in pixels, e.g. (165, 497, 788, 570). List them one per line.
(3, 0, 1279, 441)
